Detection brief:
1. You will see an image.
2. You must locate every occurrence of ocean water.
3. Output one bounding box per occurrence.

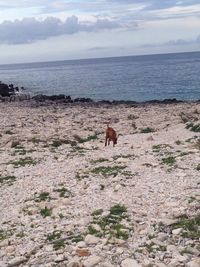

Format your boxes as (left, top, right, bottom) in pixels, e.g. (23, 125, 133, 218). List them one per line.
(0, 52, 200, 102)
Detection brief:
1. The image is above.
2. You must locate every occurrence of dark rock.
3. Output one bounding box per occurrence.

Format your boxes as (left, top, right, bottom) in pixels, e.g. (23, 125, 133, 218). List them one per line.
(32, 94, 72, 102)
(112, 100, 138, 105)
(0, 82, 15, 97)
(97, 100, 112, 104)
(74, 97, 93, 103)
(145, 98, 182, 104)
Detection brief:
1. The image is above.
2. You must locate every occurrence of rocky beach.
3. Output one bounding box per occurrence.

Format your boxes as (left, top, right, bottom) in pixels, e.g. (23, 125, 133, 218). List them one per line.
(0, 99, 200, 267)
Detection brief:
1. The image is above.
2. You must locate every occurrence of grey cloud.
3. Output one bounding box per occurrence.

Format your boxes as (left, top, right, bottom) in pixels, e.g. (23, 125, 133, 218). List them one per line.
(0, 16, 129, 44)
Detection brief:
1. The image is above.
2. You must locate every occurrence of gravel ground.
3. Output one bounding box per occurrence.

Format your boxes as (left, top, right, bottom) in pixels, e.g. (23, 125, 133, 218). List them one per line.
(0, 101, 199, 267)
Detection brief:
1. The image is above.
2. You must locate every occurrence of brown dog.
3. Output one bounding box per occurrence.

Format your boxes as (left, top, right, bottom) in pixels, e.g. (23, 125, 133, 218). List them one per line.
(105, 124, 118, 147)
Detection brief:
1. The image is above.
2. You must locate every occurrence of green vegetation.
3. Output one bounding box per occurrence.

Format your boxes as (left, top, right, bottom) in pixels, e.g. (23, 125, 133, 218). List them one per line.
(47, 230, 62, 241)
(77, 134, 98, 143)
(8, 157, 37, 167)
(53, 187, 72, 198)
(91, 158, 109, 164)
(186, 122, 200, 132)
(87, 204, 130, 241)
(140, 127, 154, 133)
(161, 156, 176, 166)
(0, 175, 16, 185)
(51, 139, 77, 148)
(152, 144, 172, 152)
(34, 192, 51, 202)
(172, 214, 200, 239)
(175, 140, 182, 145)
(113, 154, 135, 160)
(53, 239, 65, 250)
(40, 207, 52, 217)
(91, 165, 126, 177)
(0, 229, 13, 241)
(70, 234, 84, 243)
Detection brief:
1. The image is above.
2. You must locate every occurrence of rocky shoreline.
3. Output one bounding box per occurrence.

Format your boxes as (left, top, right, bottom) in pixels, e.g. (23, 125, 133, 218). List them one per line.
(0, 81, 199, 106)
(0, 84, 200, 267)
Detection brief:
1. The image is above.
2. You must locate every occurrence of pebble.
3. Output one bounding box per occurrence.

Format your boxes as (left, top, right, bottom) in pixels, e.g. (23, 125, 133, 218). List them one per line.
(187, 259, 200, 267)
(83, 256, 102, 267)
(85, 235, 100, 245)
(8, 256, 27, 267)
(172, 228, 183, 235)
(121, 258, 142, 267)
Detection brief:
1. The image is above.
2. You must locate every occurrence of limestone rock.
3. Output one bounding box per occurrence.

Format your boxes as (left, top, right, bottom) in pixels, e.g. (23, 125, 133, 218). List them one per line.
(121, 258, 142, 267)
(85, 234, 100, 245)
(83, 256, 102, 267)
(187, 259, 200, 267)
(172, 228, 183, 235)
(8, 256, 27, 267)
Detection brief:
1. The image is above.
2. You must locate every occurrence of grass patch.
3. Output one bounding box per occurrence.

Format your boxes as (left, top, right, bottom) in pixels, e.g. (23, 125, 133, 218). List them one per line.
(53, 239, 65, 250)
(186, 122, 200, 132)
(161, 156, 176, 166)
(91, 165, 126, 177)
(74, 133, 98, 143)
(140, 127, 154, 133)
(53, 187, 72, 198)
(34, 192, 51, 202)
(88, 204, 130, 241)
(113, 154, 135, 160)
(51, 139, 77, 148)
(110, 204, 127, 216)
(172, 214, 200, 239)
(0, 229, 13, 241)
(152, 144, 172, 152)
(70, 234, 84, 243)
(175, 140, 182, 145)
(8, 157, 37, 167)
(47, 230, 62, 241)
(0, 175, 16, 185)
(40, 207, 52, 217)
(91, 158, 109, 164)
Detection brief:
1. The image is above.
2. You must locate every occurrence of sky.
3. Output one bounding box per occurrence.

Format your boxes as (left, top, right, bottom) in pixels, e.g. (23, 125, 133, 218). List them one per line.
(0, 0, 200, 64)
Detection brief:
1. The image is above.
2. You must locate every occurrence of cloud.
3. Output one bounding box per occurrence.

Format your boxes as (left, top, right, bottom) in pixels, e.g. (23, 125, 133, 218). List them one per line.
(0, 15, 131, 44)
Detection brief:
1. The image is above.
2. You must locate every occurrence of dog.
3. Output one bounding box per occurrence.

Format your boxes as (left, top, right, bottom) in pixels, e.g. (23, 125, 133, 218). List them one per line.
(105, 124, 118, 147)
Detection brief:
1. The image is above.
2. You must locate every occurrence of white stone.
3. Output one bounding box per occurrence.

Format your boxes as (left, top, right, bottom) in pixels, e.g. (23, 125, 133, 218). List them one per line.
(187, 259, 200, 267)
(8, 256, 27, 267)
(77, 241, 87, 248)
(85, 235, 100, 245)
(83, 256, 102, 267)
(172, 228, 183, 235)
(67, 261, 83, 267)
(91, 224, 102, 232)
(121, 258, 142, 267)
(0, 239, 9, 248)
(157, 232, 169, 242)
(100, 262, 115, 267)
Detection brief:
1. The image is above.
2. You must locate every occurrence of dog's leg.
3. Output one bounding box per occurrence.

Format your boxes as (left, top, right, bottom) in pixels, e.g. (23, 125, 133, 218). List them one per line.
(108, 139, 110, 146)
(105, 137, 108, 146)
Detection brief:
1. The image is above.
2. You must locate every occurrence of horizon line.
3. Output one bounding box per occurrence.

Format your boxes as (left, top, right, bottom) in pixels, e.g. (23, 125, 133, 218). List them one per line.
(0, 49, 200, 67)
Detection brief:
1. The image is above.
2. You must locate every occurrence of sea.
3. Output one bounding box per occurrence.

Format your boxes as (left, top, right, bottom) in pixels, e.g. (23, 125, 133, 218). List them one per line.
(0, 51, 200, 102)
